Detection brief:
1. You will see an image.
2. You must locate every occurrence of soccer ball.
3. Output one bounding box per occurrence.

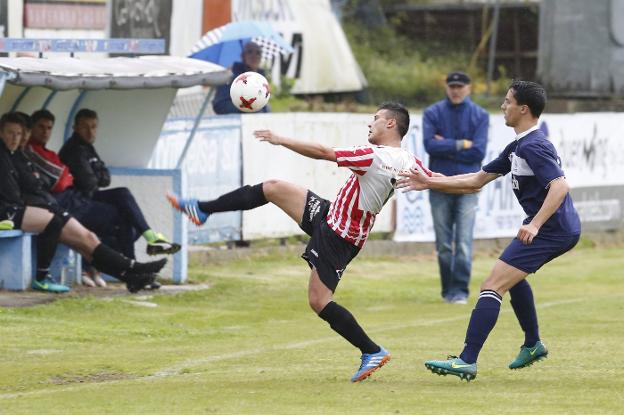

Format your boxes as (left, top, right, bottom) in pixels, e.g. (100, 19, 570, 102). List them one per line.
(229, 71, 271, 113)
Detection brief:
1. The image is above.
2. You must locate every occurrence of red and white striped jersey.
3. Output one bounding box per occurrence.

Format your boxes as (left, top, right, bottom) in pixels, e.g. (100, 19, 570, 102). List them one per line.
(327, 145, 431, 248)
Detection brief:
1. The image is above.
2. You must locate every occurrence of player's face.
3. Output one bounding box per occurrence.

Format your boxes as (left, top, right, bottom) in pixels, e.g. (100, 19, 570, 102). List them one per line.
(74, 117, 98, 144)
(446, 84, 471, 105)
(31, 118, 54, 145)
(367, 110, 391, 144)
(501, 89, 522, 127)
(0, 122, 23, 152)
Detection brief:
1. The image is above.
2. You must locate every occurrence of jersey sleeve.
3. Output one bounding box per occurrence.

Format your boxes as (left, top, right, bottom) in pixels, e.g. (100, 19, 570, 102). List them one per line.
(523, 141, 565, 188)
(482, 141, 514, 176)
(412, 155, 433, 177)
(334, 146, 375, 175)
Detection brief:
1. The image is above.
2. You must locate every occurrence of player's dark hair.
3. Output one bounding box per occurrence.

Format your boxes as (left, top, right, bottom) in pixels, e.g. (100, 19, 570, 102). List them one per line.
(14, 111, 32, 130)
(378, 101, 410, 138)
(509, 80, 546, 118)
(31, 109, 56, 124)
(0, 112, 27, 130)
(74, 108, 98, 124)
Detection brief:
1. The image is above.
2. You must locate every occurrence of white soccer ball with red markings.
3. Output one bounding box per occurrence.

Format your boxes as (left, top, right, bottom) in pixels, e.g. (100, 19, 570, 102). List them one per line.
(229, 71, 271, 113)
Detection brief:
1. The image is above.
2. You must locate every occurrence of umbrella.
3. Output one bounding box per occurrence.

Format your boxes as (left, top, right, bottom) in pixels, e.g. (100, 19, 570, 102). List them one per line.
(189, 21, 294, 68)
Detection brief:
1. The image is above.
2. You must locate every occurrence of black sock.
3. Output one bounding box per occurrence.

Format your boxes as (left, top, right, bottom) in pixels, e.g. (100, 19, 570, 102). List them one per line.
(318, 301, 379, 354)
(36, 215, 64, 278)
(509, 280, 540, 347)
(90, 243, 132, 281)
(198, 184, 268, 214)
(459, 290, 502, 364)
(36, 268, 50, 282)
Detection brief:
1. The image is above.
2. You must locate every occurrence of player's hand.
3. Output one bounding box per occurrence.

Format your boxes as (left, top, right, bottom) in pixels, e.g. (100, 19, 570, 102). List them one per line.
(253, 129, 282, 145)
(517, 223, 539, 245)
(434, 134, 444, 140)
(395, 168, 430, 191)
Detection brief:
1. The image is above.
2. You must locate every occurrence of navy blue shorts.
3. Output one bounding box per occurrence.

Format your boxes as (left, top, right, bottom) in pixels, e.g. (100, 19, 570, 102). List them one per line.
(300, 191, 360, 292)
(499, 233, 580, 274)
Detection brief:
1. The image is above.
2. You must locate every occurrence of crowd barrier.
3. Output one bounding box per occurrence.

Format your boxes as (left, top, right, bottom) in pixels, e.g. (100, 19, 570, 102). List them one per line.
(152, 112, 623, 244)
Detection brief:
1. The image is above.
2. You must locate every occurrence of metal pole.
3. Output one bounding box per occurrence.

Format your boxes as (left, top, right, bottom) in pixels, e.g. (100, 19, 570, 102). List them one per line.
(486, 0, 501, 96)
(176, 88, 215, 169)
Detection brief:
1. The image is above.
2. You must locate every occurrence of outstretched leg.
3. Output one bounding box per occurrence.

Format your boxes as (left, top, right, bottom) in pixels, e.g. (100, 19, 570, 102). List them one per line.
(168, 180, 308, 225)
(425, 260, 527, 381)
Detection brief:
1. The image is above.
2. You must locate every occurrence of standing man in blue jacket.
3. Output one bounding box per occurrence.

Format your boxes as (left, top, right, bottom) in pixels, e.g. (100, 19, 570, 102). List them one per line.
(423, 71, 489, 304)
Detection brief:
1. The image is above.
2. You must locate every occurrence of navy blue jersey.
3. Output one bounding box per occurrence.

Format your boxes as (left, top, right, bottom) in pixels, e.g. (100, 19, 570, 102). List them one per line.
(482, 127, 581, 236)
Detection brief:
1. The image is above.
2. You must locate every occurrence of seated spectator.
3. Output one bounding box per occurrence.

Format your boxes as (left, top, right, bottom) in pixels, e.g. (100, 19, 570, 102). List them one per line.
(212, 41, 271, 114)
(0, 112, 166, 293)
(17, 112, 117, 288)
(28, 109, 180, 263)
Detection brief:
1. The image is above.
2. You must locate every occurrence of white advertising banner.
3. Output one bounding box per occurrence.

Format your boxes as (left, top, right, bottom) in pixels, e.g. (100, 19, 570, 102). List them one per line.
(395, 112, 624, 242)
(231, 0, 367, 94)
(239, 112, 393, 240)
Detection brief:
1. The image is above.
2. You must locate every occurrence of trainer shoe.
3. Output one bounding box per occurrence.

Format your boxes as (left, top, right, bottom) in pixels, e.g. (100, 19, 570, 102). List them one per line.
(81, 273, 97, 287)
(166, 193, 208, 226)
(351, 346, 391, 382)
(146, 233, 181, 256)
(125, 272, 157, 293)
(424, 355, 477, 382)
(32, 276, 70, 293)
(509, 340, 548, 369)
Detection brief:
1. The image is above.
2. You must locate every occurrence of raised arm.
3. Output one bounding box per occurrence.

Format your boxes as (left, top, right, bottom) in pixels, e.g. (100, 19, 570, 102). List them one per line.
(396, 169, 499, 194)
(254, 129, 336, 162)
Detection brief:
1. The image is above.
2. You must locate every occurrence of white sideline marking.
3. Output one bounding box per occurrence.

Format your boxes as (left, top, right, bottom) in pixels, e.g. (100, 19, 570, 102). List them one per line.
(0, 297, 586, 400)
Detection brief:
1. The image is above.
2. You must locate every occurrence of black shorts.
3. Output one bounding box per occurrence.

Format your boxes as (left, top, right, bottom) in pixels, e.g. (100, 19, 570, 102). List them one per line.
(300, 191, 360, 292)
(0, 205, 26, 229)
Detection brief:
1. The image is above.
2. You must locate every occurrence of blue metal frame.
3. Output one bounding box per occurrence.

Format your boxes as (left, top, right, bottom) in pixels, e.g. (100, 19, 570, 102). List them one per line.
(42, 90, 59, 109)
(64, 90, 87, 141)
(9, 86, 32, 112)
(109, 167, 187, 284)
(0, 72, 17, 99)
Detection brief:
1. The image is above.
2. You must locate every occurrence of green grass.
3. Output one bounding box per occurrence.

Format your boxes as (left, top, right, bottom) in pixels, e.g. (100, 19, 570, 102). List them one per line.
(1, 244, 623, 414)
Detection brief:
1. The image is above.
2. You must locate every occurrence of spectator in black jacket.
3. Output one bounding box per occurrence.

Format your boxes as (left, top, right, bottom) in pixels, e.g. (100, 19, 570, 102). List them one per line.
(0, 112, 167, 293)
(59, 108, 180, 257)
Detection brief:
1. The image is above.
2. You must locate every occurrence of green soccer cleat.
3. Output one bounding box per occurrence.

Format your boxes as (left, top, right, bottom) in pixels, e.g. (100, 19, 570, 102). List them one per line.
(508, 341, 548, 369)
(146, 233, 181, 256)
(425, 356, 477, 382)
(32, 276, 70, 293)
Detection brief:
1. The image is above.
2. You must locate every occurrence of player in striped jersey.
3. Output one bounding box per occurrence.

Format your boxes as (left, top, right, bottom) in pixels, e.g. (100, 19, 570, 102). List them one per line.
(168, 102, 431, 382)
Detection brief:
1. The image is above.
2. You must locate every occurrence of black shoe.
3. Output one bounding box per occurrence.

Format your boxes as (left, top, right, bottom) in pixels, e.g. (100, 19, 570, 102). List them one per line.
(125, 272, 156, 293)
(145, 281, 162, 290)
(131, 258, 167, 274)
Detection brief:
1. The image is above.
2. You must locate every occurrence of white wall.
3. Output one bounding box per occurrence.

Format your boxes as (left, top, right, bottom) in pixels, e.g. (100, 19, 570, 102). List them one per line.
(169, 0, 203, 57)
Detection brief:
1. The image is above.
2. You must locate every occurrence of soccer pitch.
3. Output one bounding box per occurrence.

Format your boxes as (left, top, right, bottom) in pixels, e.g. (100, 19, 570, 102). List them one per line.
(0, 241, 622, 414)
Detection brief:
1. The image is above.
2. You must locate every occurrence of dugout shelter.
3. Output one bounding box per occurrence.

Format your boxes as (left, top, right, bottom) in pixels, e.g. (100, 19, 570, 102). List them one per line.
(0, 39, 231, 285)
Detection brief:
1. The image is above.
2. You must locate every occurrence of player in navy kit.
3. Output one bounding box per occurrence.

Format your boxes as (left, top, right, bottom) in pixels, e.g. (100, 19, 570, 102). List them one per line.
(397, 81, 581, 381)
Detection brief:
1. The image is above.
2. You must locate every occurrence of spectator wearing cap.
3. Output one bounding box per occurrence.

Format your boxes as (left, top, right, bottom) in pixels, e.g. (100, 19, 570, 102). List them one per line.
(422, 71, 489, 304)
(212, 41, 271, 115)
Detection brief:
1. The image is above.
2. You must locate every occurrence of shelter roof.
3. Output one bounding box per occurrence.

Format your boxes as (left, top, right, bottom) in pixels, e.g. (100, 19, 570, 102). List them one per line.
(0, 56, 231, 90)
